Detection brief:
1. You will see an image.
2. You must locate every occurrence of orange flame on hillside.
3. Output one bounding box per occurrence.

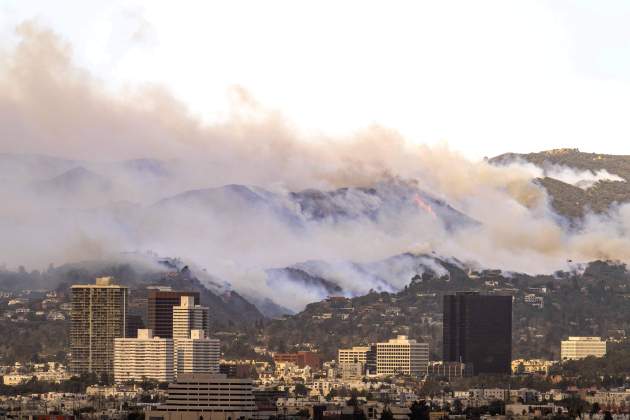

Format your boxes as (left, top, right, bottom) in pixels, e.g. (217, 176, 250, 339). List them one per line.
(413, 195, 438, 219)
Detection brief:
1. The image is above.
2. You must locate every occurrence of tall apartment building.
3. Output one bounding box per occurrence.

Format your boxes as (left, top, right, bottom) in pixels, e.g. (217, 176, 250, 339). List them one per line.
(375, 335, 429, 376)
(70, 277, 128, 375)
(561, 337, 607, 360)
(175, 329, 221, 375)
(173, 296, 209, 340)
(147, 373, 257, 420)
(443, 292, 512, 375)
(338, 346, 370, 365)
(114, 329, 174, 383)
(147, 288, 200, 339)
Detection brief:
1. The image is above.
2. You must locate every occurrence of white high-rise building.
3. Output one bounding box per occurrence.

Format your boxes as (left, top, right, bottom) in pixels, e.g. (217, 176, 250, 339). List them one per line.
(561, 337, 607, 360)
(173, 296, 209, 340)
(375, 335, 429, 376)
(114, 329, 174, 383)
(175, 329, 221, 375)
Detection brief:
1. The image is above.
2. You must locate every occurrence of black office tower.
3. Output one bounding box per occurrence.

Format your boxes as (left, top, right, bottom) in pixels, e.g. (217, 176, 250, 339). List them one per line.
(443, 292, 512, 375)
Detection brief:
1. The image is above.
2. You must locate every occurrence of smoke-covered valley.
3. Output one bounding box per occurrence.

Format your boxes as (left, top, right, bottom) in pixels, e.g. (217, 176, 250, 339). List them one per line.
(4, 23, 630, 312)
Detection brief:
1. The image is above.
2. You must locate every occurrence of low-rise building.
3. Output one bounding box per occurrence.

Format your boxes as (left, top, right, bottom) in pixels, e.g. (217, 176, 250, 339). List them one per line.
(2, 374, 32, 386)
(273, 351, 321, 370)
(146, 373, 257, 420)
(511, 359, 556, 375)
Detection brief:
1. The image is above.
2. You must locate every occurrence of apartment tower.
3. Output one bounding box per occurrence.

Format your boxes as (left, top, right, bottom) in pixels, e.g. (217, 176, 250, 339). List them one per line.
(70, 277, 128, 375)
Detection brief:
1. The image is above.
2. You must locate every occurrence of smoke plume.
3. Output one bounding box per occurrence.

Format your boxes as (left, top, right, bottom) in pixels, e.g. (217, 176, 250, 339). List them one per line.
(2, 23, 630, 310)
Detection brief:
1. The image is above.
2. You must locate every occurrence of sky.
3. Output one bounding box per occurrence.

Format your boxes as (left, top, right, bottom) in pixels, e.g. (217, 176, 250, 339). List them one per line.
(1, 1, 630, 159)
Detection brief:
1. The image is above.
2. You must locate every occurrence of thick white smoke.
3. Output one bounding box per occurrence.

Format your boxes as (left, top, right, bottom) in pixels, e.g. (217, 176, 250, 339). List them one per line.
(2, 23, 630, 310)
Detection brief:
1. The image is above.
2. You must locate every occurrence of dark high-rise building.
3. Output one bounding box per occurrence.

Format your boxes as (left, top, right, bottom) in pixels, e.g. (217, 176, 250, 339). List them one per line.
(365, 344, 377, 375)
(126, 314, 145, 338)
(147, 289, 200, 339)
(443, 292, 512, 375)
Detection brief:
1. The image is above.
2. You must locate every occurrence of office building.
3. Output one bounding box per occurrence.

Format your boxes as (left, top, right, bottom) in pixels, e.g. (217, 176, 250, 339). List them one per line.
(338, 346, 370, 365)
(70, 277, 128, 375)
(173, 296, 209, 340)
(126, 314, 145, 338)
(272, 351, 321, 370)
(175, 329, 221, 375)
(375, 335, 429, 376)
(443, 292, 512, 375)
(146, 373, 257, 420)
(148, 288, 200, 339)
(561, 337, 607, 360)
(114, 329, 174, 383)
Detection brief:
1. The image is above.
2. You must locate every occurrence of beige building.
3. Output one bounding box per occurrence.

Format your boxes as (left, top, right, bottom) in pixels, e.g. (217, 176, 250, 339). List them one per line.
(338, 346, 370, 365)
(70, 277, 128, 375)
(375, 335, 429, 376)
(175, 329, 221, 375)
(173, 296, 209, 340)
(561, 337, 607, 360)
(146, 373, 257, 420)
(114, 329, 174, 383)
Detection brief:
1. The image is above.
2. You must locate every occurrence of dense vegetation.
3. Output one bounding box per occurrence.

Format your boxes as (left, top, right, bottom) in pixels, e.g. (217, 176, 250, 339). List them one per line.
(261, 259, 630, 361)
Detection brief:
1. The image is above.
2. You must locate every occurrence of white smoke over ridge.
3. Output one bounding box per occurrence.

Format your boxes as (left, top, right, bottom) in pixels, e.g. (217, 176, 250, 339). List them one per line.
(3, 23, 630, 310)
(495, 158, 626, 189)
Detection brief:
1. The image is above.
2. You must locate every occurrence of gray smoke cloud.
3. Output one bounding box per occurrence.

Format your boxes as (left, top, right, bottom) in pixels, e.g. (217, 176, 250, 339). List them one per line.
(2, 23, 630, 310)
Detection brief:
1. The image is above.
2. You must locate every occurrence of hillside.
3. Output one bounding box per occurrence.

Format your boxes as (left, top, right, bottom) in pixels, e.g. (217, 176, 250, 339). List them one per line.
(492, 149, 630, 219)
(260, 258, 630, 361)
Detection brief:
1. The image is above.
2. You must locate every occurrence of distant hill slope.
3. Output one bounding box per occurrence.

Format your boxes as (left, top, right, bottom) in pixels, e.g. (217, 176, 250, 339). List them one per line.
(491, 149, 630, 219)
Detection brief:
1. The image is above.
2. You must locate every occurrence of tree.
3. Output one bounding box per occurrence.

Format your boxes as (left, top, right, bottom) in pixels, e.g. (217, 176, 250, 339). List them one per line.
(379, 407, 394, 420)
(294, 383, 309, 397)
(591, 402, 601, 415)
(347, 392, 359, 407)
(452, 399, 463, 415)
(488, 400, 505, 416)
(409, 400, 430, 420)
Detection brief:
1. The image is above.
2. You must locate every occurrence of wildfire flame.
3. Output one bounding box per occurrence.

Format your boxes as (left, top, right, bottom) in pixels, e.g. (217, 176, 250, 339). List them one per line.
(413, 195, 438, 219)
